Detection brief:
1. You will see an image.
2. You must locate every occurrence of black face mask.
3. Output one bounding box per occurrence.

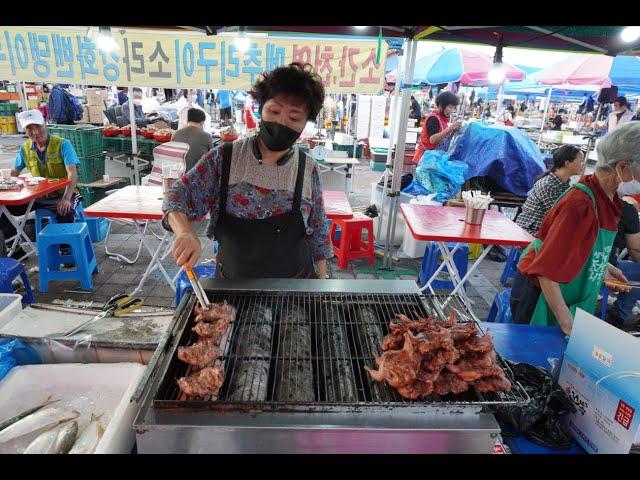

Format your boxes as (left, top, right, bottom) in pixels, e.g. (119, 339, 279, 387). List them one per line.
(258, 120, 302, 152)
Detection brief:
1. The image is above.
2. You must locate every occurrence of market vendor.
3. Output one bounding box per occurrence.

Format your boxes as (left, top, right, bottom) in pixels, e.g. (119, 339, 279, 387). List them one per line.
(0, 110, 80, 258)
(122, 87, 159, 127)
(412, 91, 462, 164)
(510, 122, 640, 335)
(516, 145, 585, 236)
(162, 63, 333, 279)
(607, 96, 635, 133)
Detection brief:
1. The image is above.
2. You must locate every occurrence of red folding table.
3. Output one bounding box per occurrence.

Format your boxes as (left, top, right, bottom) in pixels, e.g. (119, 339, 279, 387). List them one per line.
(0, 177, 71, 261)
(323, 190, 353, 220)
(400, 204, 534, 312)
(83, 185, 175, 296)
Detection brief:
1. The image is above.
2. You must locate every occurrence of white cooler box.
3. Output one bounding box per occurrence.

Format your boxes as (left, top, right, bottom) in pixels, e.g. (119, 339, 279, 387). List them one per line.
(0, 294, 22, 329)
(0, 363, 146, 454)
(370, 182, 415, 246)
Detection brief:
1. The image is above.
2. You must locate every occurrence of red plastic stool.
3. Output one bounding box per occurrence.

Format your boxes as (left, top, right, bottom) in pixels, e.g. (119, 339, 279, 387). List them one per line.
(330, 212, 375, 269)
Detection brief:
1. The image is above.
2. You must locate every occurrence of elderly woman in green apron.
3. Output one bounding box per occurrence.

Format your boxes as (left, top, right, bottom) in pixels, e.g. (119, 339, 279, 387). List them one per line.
(511, 122, 640, 335)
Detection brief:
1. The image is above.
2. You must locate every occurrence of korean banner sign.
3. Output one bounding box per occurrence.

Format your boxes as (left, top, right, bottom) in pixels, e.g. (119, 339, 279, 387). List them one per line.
(0, 26, 388, 93)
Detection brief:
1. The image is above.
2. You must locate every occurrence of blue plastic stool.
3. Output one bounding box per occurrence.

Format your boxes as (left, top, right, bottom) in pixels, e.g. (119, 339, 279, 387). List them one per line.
(37, 223, 99, 293)
(0, 258, 35, 304)
(487, 289, 513, 323)
(174, 264, 217, 307)
(500, 247, 522, 286)
(600, 284, 608, 321)
(418, 242, 469, 290)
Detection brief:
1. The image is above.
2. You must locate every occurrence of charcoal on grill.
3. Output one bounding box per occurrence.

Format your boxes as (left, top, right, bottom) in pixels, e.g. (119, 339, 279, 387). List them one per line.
(353, 306, 394, 402)
(227, 305, 273, 402)
(319, 307, 358, 403)
(274, 305, 315, 402)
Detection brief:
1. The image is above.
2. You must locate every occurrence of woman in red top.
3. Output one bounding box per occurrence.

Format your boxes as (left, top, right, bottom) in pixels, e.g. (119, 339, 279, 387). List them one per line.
(510, 123, 640, 335)
(412, 91, 462, 164)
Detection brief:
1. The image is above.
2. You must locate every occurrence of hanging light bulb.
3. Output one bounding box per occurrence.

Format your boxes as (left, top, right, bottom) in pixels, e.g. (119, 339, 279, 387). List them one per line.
(488, 33, 505, 84)
(621, 26, 640, 43)
(96, 26, 119, 53)
(235, 26, 250, 53)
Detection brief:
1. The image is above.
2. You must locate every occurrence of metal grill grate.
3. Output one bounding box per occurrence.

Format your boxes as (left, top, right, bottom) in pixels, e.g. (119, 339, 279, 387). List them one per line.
(153, 291, 529, 410)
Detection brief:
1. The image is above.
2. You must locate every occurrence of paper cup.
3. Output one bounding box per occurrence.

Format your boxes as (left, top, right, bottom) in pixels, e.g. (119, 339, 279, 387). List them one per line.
(103, 174, 110, 182)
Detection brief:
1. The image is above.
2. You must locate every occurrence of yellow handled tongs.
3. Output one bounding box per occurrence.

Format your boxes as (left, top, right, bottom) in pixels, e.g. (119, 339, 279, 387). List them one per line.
(185, 268, 211, 309)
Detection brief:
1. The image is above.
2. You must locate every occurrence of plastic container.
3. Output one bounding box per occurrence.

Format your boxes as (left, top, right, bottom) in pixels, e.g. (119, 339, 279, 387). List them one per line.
(400, 221, 428, 258)
(85, 217, 110, 243)
(0, 363, 145, 454)
(0, 294, 22, 330)
(46, 125, 104, 157)
(77, 153, 106, 184)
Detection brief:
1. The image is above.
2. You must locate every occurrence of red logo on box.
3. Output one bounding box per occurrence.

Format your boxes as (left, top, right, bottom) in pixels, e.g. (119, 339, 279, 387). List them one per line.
(615, 400, 635, 430)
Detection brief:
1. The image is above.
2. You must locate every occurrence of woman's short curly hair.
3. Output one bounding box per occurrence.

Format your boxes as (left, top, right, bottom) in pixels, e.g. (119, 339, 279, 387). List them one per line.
(250, 63, 325, 120)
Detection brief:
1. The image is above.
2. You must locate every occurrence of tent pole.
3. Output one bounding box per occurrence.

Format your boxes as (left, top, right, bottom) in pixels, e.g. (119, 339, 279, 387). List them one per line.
(378, 86, 400, 241)
(538, 87, 553, 148)
(129, 85, 139, 186)
(383, 38, 417, 269)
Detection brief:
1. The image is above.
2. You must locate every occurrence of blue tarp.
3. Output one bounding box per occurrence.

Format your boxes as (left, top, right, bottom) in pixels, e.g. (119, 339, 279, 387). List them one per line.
(449, 123, 546, 197)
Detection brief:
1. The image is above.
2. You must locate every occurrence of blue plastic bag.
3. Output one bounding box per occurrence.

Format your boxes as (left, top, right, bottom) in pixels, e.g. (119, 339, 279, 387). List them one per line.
(0, 338, 43, 382)
(402, 178, 431, 196)
(407, 150, 468, 203)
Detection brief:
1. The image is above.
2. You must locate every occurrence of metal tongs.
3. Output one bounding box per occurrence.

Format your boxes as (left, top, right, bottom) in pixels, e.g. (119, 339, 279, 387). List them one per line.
(185, 268, 211, 309)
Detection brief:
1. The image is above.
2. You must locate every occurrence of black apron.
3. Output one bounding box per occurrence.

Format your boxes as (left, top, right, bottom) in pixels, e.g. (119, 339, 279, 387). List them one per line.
(213, 142, 317, 279)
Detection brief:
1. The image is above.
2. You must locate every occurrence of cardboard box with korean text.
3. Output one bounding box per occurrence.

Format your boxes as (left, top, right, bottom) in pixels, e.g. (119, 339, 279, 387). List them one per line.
(558, 308, 640, 454)
(86, 88, 110, 106)
(88, 106, 104, 124)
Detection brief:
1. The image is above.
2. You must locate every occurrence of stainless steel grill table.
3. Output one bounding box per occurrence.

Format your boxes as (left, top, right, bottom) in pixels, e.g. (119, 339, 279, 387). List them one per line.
(133, 279, 529, 454)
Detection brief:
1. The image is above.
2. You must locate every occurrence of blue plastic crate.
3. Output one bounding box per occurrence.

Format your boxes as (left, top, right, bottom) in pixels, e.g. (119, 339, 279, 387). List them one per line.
(85, 217, 110, 243)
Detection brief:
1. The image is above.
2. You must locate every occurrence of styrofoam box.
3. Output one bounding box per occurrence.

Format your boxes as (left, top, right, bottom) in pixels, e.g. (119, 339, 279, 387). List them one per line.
(400, 221, 428, 258)
(370, 182, 416, 245)
(0, 293, 22, 330)
(0, 363, 145, 454)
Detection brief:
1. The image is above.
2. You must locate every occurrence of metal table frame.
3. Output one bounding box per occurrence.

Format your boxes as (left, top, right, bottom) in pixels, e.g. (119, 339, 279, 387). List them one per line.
(317, 152, 358, 194)
(83, 186, 176, 296)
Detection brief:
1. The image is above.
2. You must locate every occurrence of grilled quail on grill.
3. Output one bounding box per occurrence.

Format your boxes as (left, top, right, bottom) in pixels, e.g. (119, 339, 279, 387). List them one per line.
(366, 311, 509, 398)
(365, 332, 421, 388)
(177, 365, 225, 397)
(192, 318, 232, 342)
(177, 338, 221, 368)
(194, 301, 236, 323)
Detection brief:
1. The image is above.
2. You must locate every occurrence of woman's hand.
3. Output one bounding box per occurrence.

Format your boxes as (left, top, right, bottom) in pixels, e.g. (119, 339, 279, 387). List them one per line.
(558, 312, 573, 336)
(172, 232, 201, 270)
(449, 120, 463, 132)
(605, 263, 631, 292)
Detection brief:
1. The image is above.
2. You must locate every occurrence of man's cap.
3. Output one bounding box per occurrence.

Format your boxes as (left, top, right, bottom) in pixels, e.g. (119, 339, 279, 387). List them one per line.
(17, 109, 45, 129)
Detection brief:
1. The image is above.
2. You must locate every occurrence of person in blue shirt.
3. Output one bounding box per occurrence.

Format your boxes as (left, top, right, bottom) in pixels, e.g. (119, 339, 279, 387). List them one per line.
(117, 87, 129, 105)
(217, 90, 233, 125)
(47, 83, 75, 125)
(0, 110, 81, 259)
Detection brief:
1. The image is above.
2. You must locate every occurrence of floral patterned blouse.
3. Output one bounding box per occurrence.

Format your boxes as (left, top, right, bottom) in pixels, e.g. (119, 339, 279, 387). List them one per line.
(162, 137, 333, 262)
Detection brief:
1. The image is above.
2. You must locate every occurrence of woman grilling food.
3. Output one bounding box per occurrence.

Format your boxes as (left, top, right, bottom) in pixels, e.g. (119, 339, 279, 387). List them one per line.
(162, 63, 333, 280)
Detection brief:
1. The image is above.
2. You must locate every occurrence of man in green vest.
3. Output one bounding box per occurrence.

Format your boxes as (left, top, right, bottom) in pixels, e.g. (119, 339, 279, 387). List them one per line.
(0, 109, 80, 259)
